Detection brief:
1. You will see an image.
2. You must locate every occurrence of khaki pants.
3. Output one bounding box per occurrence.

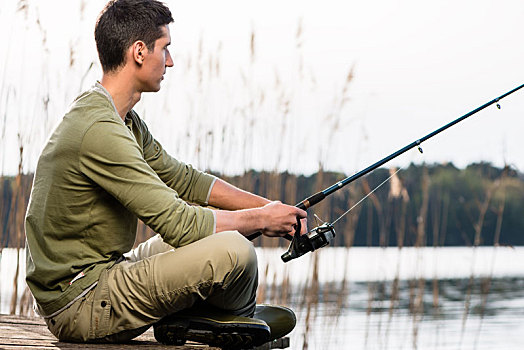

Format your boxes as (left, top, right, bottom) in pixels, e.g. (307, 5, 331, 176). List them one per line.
(45, 231, 258, 343)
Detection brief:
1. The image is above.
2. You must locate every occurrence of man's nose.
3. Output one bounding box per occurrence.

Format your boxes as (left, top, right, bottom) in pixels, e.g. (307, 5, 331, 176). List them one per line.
(166, 50, 174, 67)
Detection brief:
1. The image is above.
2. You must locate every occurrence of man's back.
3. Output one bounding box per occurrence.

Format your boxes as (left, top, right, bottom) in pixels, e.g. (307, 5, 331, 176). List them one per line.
(26, 83, 217, 316)
(25, 86, 139, 315)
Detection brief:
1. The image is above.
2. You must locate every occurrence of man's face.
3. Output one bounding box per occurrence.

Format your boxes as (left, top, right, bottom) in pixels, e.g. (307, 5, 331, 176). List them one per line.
(137, 25, 173, 92)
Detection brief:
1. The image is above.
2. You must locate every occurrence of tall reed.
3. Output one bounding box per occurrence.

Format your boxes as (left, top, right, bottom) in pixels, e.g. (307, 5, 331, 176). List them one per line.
(460, 168, 501, 346)
(473, 168, 508, 348)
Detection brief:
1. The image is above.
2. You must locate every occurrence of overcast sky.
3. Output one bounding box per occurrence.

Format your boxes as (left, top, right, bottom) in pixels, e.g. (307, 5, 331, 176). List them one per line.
(1, 0, 524, 176)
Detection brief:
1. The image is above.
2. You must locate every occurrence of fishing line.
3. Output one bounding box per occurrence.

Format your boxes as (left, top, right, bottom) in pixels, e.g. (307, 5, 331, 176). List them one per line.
(331, 166, 403, 226)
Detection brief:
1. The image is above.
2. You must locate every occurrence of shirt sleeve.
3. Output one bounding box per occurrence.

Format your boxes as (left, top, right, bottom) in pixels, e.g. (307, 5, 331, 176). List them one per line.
(131, 112, 217, 205)
(79, 120, 216, 248)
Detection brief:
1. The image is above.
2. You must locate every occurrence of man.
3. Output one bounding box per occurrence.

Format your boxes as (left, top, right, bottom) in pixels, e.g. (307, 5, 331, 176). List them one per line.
(25, 0, 306, 347)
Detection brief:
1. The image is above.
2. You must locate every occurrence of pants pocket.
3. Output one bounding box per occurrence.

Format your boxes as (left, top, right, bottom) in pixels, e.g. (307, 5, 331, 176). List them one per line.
(45, 290, 93, 342)
(90, 269, 113, 339)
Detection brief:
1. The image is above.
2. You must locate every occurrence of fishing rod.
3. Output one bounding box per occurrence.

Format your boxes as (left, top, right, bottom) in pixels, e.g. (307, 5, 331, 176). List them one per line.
(248, 83, 524, 262)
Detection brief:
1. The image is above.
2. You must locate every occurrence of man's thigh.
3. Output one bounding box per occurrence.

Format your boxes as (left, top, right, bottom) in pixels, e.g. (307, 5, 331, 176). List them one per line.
(124, 233, 173, 262)
(105, 231, 259, 339)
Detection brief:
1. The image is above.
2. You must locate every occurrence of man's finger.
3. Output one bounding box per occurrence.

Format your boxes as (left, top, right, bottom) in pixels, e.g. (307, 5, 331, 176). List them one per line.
(295, 207, 307, 219)
(300, 218, 308, 234)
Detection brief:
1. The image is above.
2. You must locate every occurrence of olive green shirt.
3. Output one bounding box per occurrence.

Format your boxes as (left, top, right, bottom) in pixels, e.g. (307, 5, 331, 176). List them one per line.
(25, 83, 216, 316)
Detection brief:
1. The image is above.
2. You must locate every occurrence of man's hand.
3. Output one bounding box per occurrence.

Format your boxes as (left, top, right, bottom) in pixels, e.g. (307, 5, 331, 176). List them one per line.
(258, 201, 308, 238)
(214, 200, 307, 237)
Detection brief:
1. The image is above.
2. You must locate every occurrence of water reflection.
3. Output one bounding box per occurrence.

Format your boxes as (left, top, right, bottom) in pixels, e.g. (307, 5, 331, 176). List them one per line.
(281, 278, 524, 349)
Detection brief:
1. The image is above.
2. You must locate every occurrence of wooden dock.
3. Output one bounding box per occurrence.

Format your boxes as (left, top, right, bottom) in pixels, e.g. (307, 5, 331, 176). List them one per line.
(0, 314, 216, 349)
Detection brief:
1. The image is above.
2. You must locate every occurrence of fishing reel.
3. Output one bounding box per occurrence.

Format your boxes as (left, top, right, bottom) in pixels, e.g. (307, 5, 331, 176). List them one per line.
(281, 220, 336, 262)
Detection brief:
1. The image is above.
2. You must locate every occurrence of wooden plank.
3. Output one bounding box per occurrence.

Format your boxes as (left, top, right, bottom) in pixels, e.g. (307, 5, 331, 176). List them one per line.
(0, 314, 213, 349)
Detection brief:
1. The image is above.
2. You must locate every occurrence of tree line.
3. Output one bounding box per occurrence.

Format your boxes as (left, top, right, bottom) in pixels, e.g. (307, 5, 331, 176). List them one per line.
(1, 162, 522, 248)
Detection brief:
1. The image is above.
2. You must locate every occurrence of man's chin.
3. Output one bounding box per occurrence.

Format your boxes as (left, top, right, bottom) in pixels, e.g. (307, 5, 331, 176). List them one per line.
(142, 84, 162, 93)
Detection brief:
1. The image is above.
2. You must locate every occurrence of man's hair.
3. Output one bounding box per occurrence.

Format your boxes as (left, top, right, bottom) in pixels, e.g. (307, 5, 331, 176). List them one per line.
(95, 0, 173, 73)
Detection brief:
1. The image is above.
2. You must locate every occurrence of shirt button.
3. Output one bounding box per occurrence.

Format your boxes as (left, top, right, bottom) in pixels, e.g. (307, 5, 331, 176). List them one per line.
(101, 301, 107, 307)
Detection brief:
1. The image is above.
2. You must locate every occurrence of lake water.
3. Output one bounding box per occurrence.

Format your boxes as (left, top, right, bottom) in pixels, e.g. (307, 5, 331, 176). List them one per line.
(1, 246, 523, 349)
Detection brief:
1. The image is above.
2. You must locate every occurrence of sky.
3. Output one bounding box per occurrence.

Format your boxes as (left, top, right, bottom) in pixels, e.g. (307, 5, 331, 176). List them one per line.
(1, 0, 524, 176)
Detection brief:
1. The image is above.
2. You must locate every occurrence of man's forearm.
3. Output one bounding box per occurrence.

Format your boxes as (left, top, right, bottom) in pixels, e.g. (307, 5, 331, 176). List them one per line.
(209, 179, 307, 238)
(214, 208, 264, 235)
(208, 179, 270, 210)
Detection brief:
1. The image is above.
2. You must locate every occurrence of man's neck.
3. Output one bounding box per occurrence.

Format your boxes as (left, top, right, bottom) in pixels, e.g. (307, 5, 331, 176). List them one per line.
(100, 70, 141, 121)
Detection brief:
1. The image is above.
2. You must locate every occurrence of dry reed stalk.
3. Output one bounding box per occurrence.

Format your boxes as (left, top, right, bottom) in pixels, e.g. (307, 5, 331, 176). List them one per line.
(460, 174, 501, 343)
(10, 250, 20, 314)
(364, 281, 376, 347)
(366, 198, 373, 246)
(386, 273, 400, 343)
(17, 0, 28, 19)
(270, 270, 278, 303)
(256, 172, 271, 248)
(492, 193, 505, 247)
(283, 173, 298, 247)
(80, 0, 86, 20)
(432, 191, 441, 247)
(9, 139, 24, 314)
(415, 166, 430, 247)
(386, 171, 410, 336)
(268, 171, 282, 248)
(473, 169, 508, 348)
(360, 177, 375, 347)
(410, 166, 429, 348)
(301, 252, 319, 350)
(296, 18, 304, 80)
(250, 27, 255, 64)
(18, 285, 34, 316)
(343, 184, 363, 247)
(331, 185, 363, 330)
(396, 193, 409, 248)
(432, 278, 439, 314)
(313, 166, 329, 229)
(334, 248, 350, 317)
(386, 172, 409, 343)
(430, 187, 446, 332)
(412, 277, 425, 349)
(279, 267, 290, 305)
(386, 191, 409, 345)
(438, 194, 450, 246)
(361, 177, 388, 245)
(256, 263, 270, 304)
(214, 42, 222, 77)
(386, 204, 409, 344)
(302, 303, 311, 350)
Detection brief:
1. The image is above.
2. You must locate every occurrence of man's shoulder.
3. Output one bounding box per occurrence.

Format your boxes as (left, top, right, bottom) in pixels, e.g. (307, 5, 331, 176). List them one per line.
(47, 87, 124, 151)
(68, 87, 119, 122)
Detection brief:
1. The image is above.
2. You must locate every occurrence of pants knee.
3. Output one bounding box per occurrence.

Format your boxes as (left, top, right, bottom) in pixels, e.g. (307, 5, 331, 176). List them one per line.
(219, 231, 258, 279)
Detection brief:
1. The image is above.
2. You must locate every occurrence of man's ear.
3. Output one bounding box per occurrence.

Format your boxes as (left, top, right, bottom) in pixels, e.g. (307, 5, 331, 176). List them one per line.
(132, 40, 147, 65)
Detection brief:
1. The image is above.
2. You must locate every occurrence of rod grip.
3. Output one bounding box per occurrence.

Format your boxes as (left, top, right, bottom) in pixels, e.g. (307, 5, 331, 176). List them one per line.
(297, 191, 326, 210)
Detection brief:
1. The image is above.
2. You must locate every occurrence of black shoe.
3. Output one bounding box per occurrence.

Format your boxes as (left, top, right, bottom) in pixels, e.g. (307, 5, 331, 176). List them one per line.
(253, 305, 296, 340)
(154, 307, 271, 349)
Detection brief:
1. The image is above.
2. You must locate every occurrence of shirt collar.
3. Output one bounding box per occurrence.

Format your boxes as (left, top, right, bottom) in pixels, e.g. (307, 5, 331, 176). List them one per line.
(93, 81, 123, 124)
